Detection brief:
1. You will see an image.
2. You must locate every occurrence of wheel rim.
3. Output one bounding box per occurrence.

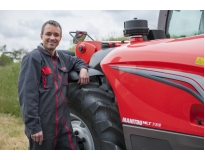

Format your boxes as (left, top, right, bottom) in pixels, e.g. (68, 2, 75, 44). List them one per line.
(70, 113, 95, 150)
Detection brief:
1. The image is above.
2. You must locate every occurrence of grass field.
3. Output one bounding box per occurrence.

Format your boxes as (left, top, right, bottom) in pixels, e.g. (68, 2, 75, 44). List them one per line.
(0, 62, 22, 117)
(0, 63, 28, 150)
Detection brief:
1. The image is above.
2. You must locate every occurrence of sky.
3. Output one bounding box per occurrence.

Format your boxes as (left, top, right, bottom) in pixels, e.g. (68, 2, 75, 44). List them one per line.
(0, 0, 202, 53)
(0, 10, 159, 52)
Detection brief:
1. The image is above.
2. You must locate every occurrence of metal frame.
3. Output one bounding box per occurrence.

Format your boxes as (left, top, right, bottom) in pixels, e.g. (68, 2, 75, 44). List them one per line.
(69, 31, 94, 43)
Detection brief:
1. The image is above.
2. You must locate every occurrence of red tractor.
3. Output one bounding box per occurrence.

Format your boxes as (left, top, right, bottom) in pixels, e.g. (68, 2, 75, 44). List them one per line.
(66, 10, 204, 150)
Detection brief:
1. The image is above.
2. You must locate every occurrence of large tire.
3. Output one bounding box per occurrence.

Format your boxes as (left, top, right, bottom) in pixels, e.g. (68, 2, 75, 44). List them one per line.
(67, 82, 126, 150)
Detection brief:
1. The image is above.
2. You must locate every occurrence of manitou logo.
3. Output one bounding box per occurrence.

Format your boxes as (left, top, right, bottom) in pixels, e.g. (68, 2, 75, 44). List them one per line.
(122, 117, 162, 127)
(122, 117, 142, 125)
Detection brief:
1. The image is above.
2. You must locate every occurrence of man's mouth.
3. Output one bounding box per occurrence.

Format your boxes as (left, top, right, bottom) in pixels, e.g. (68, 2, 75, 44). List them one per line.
(48, 42, 56, 45)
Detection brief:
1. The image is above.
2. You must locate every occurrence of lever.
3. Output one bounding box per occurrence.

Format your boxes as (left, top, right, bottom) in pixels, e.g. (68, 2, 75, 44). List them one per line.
(194, 118, 204, 125)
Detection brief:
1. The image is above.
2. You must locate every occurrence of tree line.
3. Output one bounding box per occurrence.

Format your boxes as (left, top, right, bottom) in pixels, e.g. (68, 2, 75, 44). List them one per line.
(0, 45, 28, 66)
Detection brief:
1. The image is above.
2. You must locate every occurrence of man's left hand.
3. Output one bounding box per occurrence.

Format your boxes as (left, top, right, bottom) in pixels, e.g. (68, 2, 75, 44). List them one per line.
(77, 68, 89, 85)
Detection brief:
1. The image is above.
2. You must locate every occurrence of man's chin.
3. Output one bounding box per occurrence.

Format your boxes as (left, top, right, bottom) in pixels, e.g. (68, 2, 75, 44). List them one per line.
(47, 47, 56, 51)
(49, 47, 55, 50)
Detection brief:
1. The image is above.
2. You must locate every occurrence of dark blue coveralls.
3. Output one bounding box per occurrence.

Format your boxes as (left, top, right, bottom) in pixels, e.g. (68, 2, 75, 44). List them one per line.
(18, 44, 87, 150)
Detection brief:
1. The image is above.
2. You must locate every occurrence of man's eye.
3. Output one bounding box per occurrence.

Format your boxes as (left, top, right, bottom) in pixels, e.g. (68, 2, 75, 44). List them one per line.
(46, 33, 51, 36)
(54, 34, 60, 37)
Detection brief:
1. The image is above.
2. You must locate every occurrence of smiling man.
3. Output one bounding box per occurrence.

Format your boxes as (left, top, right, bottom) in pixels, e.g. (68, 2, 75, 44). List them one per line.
(18, 20, 89, 150)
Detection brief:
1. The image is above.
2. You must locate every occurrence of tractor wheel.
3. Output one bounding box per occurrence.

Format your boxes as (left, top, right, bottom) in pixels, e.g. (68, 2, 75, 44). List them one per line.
(67, 82, 126, 150)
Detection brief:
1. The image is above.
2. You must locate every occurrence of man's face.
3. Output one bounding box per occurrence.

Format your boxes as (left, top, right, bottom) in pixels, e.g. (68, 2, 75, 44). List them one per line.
(40, 24, 62, 52)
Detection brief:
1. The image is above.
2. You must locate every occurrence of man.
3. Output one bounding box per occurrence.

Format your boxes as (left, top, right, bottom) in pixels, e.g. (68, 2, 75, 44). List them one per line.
(18, 20, 89, 150)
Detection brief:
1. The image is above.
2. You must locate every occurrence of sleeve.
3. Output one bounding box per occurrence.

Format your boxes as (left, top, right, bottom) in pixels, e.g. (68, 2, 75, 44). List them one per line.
(18, 53, 42, 135)
(65, 54, 88, 72)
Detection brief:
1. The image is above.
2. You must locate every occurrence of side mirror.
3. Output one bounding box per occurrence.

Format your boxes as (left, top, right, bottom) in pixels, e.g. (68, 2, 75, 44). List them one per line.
(69, 31, 87, 44)
(69, 31, 94, 44)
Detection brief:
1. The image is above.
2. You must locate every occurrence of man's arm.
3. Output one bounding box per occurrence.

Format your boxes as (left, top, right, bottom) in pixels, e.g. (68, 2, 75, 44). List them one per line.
(77, 68, 89, 85)
(18, 53, 43, 142)
(65, 55, 89, 85)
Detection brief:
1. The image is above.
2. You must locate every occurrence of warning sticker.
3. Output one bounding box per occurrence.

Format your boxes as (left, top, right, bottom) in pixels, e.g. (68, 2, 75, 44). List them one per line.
(195, 57, 204, 66)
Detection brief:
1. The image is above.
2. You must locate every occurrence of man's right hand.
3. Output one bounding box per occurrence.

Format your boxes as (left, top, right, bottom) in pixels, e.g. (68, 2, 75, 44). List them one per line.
(31, 131, 43, 145)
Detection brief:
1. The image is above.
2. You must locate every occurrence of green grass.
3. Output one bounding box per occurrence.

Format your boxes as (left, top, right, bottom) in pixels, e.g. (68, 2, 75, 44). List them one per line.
(0, 62, 22, 117)
(0, 63, 28, 150)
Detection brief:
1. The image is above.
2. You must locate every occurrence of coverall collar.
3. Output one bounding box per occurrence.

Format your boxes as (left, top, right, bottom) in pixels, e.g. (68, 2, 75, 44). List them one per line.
(38, 43, 59, 57)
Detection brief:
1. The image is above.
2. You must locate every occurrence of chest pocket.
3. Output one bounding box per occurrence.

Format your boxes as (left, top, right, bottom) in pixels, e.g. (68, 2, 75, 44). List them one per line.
(58, 66, 69, 86)
(41, 66, 53, 89)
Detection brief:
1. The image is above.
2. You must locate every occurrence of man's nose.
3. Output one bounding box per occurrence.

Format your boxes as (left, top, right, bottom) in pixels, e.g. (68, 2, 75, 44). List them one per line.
(50, 34, 55, 39)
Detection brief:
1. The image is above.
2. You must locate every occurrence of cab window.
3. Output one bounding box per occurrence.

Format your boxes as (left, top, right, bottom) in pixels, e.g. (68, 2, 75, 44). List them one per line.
(166, 10, 204, 38)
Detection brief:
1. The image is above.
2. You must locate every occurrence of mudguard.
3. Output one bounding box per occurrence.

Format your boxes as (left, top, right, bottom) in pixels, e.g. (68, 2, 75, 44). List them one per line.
(68, 68, 104, 81)
(57, 50, 75, 56)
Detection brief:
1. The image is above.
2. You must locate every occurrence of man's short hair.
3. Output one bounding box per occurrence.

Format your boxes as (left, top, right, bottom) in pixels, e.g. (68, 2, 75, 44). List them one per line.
(41, 20, 62, 35)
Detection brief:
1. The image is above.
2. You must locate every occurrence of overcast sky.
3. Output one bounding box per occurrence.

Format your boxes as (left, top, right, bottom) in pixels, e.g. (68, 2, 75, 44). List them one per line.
(0, 10, 159, 52)
(0, 0, 202, 52)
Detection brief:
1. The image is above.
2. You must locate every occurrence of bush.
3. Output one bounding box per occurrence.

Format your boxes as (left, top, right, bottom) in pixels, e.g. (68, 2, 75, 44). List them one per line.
(0, 54, 13, 66)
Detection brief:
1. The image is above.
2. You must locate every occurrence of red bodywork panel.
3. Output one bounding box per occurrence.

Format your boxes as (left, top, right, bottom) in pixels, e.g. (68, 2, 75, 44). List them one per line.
(76, 41, 101, 64)
(100, 35, 204, 136)
(76, 41, 128, 65)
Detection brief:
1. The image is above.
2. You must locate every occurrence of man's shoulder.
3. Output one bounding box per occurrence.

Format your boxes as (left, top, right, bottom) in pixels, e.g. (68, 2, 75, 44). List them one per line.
(30, 49, 41, 56)
(22, 49, 41, 62)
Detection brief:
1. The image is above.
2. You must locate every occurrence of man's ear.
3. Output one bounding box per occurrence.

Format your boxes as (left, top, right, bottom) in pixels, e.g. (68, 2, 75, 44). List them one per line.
(40, 34, 43, 40)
